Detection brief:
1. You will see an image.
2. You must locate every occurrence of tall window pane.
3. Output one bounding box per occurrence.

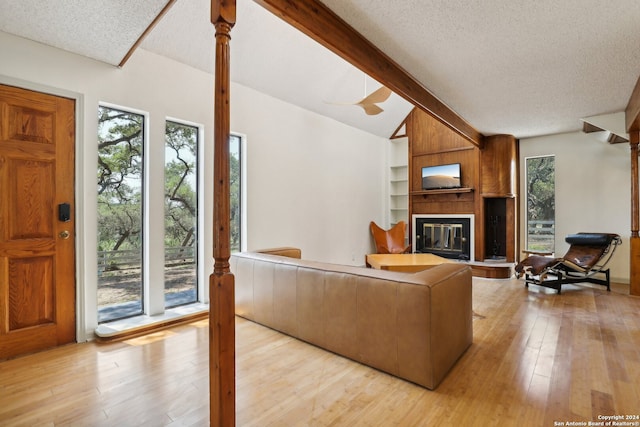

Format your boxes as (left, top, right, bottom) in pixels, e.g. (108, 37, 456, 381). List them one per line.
(164, 121, 198, 308)
(525, 155, 555, 253)
(230, 134, 241, 253)
(97, 106, 144, 322)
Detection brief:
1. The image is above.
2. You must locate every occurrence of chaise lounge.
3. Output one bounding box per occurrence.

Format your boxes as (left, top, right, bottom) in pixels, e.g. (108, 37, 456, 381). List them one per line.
(515, 232, 622, 294)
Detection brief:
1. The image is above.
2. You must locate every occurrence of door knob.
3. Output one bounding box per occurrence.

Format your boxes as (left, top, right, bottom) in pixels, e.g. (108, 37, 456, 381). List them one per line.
(59, 230, 70, 239)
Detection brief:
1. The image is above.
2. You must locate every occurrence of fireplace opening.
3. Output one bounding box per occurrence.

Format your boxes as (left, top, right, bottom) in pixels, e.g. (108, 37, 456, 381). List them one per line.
(484, 198, 507, 261)
(413, 215, 473, 261)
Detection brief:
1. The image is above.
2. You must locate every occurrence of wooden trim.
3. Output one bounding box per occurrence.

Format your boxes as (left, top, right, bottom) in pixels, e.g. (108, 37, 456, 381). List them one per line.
(118, 0, 178, 67)
(469, 263, 512, 279)
(583, 121, 605, 133)
(95, 311, 208, 343)
(210, 2, 236, 426)
(390, 117, 407, 139)
(631, 236, 640, 296)
(631, 134, 639, 237)
(630, 133, 639, 296)
(482, 193, 516, 198)
(625, 76, 640, 295)
(626, 74, 640, 132)
(411, 187, 474, 196)
(412, 145, 476, 156)
(253, 0, 483, 148)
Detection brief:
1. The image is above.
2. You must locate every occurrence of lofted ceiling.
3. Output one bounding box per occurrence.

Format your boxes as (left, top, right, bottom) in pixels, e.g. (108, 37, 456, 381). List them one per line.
(1, 0, 640, 140)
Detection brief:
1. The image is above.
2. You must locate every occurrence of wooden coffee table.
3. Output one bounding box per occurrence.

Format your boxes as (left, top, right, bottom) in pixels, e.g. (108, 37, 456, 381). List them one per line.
(365, 253, 453, 273)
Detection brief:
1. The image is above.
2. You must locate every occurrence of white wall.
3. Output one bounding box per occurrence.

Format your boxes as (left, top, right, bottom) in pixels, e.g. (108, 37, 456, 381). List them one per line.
(0, 31, 388, 338)
(231, 83, 388, 264)
(519, 131, 631, 283)
(0, 31, 216, 339)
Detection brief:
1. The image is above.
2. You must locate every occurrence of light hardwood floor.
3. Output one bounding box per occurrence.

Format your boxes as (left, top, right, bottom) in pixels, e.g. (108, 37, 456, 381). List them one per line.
(1, 277, 639, 426)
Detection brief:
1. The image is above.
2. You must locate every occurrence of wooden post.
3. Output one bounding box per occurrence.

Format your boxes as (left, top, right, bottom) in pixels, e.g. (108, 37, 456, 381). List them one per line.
(210, 1, 236, 426)
(625, 71, 640, 296)
(630, 133, 640, 296)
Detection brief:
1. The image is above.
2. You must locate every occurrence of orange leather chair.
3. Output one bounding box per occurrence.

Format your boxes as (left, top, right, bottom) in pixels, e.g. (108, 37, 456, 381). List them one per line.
(370, 221, 411, 254)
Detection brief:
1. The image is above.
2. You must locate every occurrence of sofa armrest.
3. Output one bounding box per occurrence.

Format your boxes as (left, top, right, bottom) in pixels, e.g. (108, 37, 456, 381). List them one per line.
(413, 264, 473, 388)
(254, 247, 302, 259)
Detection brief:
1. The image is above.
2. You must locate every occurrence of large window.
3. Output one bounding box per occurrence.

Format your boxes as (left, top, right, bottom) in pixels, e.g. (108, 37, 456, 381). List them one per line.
(97, 106, 144, 322)
(164, 121, 198, 308)
(97, 107, 241, 323)
(525, 155, 555, 253)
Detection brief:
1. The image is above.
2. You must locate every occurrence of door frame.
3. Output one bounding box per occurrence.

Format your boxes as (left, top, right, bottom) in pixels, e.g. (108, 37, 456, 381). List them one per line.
(0, 75, 87, 343)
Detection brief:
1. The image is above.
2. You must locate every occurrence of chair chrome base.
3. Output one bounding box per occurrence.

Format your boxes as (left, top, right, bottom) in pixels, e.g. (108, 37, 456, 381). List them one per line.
(524, 268, 611, 294)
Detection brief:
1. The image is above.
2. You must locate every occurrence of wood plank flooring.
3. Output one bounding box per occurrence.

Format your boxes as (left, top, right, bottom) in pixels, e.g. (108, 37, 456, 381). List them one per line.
(1, 278, 639, 426)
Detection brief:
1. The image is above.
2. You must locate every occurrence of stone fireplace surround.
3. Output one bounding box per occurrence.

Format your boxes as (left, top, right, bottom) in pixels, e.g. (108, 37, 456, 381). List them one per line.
(412, 214, 475, 262)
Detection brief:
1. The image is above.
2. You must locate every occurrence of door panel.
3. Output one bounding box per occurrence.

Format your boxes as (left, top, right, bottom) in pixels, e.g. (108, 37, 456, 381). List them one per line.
(9, 256, 55, 329)
(11, 159, 55, 239)
(0, 84, 75, 360)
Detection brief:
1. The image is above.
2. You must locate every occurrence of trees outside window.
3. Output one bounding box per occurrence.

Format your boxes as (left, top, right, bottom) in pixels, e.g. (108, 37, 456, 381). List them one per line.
(97, 106, 144, 322)
(230, 134, 241, 253)
(525, 155, 555, 252)
(97, 107, 242, 322)
(164, 121, 198, 308)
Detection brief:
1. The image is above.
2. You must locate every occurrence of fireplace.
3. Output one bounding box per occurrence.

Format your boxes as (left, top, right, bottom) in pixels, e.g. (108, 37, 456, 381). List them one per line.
(412, 214, 474, 261)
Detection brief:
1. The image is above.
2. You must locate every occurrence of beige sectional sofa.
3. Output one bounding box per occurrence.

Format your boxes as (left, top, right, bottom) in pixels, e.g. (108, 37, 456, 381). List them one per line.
(230, 247, 473, 390)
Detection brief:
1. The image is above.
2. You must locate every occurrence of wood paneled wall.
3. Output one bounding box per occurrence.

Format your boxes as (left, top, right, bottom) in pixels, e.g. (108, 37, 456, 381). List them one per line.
(407, 108, 518, 262)
(481, 134, 517, 197)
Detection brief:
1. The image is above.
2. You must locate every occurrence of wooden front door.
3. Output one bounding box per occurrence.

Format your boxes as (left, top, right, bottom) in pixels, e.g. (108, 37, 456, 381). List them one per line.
(0, 84, 76, 360)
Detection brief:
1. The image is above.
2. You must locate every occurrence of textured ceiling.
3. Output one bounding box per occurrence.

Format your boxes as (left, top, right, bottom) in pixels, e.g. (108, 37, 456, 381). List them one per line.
(0, 0, 167, 64)
(140, 0, 414, 138)
(2, 0, 640, 139)
(318, 0, 640, 138)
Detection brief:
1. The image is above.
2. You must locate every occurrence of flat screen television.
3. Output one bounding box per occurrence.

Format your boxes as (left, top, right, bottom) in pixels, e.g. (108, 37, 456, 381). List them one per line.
(421, 163, 461, 190)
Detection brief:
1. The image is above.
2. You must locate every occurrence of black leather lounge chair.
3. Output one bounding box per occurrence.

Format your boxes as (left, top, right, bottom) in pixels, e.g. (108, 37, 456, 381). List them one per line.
(515, 232, 622, 294)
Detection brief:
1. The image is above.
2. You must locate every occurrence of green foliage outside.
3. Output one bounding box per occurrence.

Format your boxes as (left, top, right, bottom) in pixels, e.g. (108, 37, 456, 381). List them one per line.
(526, 156, 555, 252)
(98, 107, 241, 262)
(229, 135, 241, 253)
(165, 122, 197, 250)
(97, 108, 242, 319)
(97, 107, 143, 254)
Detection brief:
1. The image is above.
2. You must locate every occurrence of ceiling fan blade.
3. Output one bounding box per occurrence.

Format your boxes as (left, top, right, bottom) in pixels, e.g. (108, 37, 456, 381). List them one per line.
(324, 84, 389, 115)
(357, 102, 384, 115)
(361, 86, 392, 104)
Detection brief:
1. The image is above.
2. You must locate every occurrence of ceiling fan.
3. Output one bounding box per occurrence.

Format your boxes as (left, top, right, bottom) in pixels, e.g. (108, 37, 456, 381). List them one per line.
(326, 76, 392, 115)
(353, 85, 392, 115)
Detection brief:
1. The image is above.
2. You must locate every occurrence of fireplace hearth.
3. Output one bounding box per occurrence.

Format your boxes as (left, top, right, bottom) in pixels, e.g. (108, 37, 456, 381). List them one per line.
(412, 214, 474, 261)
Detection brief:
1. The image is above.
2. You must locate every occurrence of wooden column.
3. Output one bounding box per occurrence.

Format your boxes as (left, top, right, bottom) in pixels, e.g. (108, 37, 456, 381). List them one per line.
(631, 135, 639, 238)
(630, 134, 640, 296)
(210, 1, 236, 426)
(626, 74, 640, 296)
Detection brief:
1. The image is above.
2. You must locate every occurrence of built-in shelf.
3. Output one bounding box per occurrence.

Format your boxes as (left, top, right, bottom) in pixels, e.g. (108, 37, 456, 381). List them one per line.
(390, 166, 408, 225)
(389, 138, 409, 227)
(411, 187, 474, 196)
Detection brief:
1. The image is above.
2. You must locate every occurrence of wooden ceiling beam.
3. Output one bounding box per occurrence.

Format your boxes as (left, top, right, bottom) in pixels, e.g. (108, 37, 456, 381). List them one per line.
(253, 0, 483, 148)
(118, 0, 178, 67)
